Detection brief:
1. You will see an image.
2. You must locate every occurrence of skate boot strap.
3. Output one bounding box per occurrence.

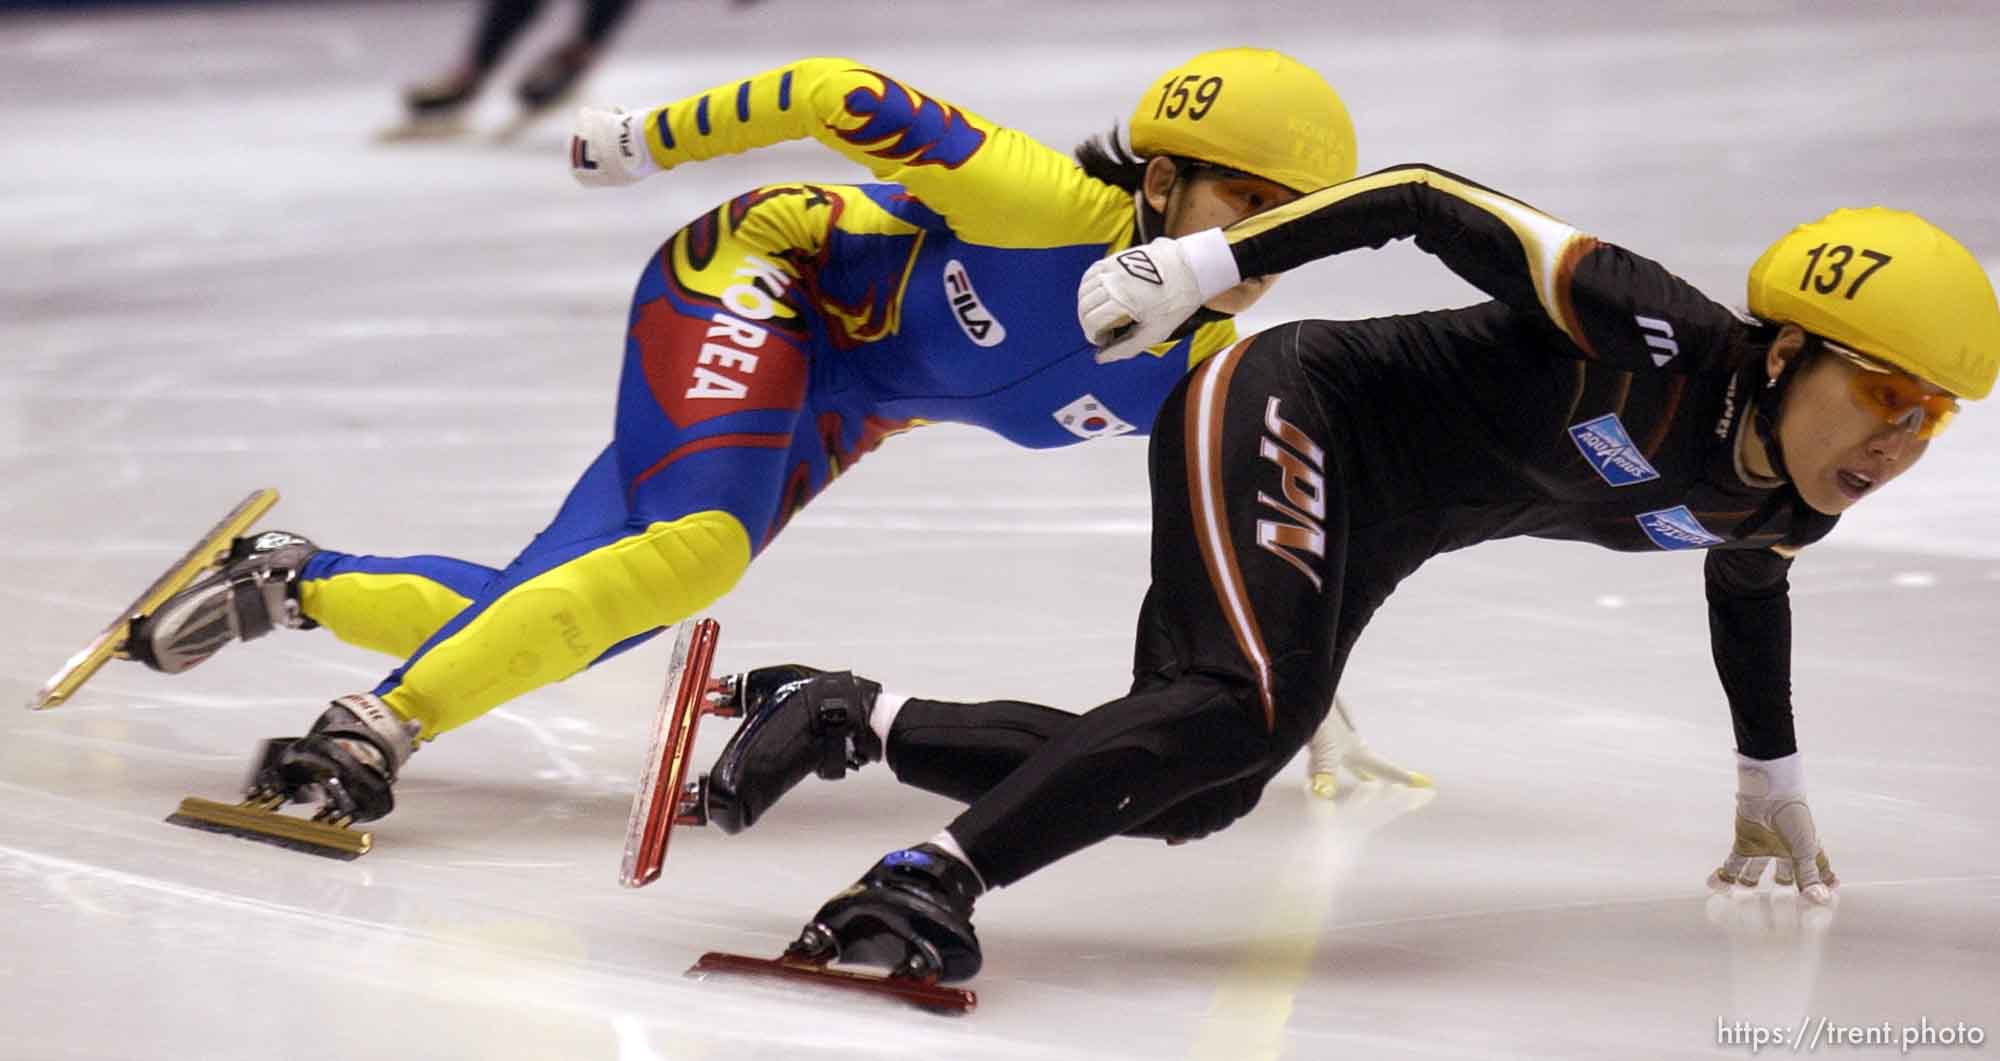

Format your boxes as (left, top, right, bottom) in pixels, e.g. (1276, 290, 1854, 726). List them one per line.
(875, 843, 985, 909)
(229, 575, 277, 640)
(811, 694, 874, 781)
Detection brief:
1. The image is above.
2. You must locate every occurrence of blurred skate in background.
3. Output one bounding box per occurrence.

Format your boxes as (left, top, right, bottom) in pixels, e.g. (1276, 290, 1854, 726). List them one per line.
(380, 0, 642, 142)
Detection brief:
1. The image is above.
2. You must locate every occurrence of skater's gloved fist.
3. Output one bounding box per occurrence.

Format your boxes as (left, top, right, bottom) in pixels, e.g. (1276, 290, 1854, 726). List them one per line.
(1079, 230, 1237, 363)
(569, 106, 659, 187)
(1707, 752, 1838, 905)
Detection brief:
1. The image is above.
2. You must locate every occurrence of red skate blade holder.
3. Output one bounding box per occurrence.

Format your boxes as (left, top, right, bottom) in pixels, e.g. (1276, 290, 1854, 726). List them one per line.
(687, 950, 976, 1015)
(620, 618, 728, 889)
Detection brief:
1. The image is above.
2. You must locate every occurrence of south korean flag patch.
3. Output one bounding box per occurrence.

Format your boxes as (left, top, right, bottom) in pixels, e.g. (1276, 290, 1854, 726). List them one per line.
(1052, 394, 1135, 441)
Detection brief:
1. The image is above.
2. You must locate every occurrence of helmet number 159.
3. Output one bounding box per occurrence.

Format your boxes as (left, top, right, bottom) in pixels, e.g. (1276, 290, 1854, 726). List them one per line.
(1154, 75, 1224, 121)
(1799, 243, 1894, 300)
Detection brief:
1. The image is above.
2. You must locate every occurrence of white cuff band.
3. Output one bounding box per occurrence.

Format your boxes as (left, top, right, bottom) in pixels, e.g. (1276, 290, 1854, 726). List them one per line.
(620, 111, 661, 175)
(1736, 751, 1805, 798)
(1181, 227, 1243, 300)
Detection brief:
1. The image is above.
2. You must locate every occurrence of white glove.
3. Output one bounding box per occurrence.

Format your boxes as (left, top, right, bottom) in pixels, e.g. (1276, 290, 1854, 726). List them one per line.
(1708, 752, 1838, 904)
(1306, 697, 1433, 799)
(569, 106, 659, 188)
(1078, 229, 1241, 363)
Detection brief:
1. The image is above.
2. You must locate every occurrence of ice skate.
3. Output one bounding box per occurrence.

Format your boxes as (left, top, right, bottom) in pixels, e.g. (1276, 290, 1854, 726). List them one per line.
(126, 529, 317, 675)
(701, 670, 880, 835)
(29, 488, 278, 711)
(377, 68, 481, 142)
(168, 693, 420, 859)
(688, 843, 983, 1013)
(493, 42, 593, 142)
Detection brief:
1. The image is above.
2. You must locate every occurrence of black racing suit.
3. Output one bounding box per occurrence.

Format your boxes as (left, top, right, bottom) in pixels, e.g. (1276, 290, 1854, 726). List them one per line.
(888, 166, 1836, 888)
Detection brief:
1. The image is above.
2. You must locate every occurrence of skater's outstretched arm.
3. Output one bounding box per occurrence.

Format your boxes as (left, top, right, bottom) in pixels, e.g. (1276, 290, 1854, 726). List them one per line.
(1705, 546, 1799, 762)
(1084, 164, 1741, 367)
(573, 57, 1132, 248)
(1702, 545, 1837, 903)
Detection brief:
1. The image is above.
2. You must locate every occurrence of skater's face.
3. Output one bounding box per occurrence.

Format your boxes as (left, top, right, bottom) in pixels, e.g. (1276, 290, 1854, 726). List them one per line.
(1765, 325, 1948, 514)
(1143, 157, 1298, 314)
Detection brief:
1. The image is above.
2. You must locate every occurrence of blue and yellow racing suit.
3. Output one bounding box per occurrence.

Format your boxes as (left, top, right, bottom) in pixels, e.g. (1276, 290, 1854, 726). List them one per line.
(296, 58, 1239, 737)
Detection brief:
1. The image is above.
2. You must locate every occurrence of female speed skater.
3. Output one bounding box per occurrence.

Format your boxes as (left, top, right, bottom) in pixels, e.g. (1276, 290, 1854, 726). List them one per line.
(700, 169, 1998, 984)
(120, 51, 1385, 825)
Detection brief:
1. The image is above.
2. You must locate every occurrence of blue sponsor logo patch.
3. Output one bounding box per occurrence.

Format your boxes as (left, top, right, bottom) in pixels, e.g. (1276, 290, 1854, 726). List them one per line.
(1636, 505, 1724, 550)
(1568, 413, 1660, 487)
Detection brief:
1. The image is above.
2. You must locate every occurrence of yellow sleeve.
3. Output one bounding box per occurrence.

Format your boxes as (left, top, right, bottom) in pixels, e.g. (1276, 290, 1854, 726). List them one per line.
(1186, 317, 1240, 370)
(641, 57, 1132, 250)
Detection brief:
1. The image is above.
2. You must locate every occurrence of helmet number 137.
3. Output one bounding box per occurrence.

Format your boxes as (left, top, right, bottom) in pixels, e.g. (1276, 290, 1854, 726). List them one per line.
(1799, 243, 1894, 300)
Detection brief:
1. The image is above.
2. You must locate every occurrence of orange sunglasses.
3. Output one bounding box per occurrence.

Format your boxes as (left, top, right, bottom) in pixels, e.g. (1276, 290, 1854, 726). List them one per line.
(1821, 340, 1960, 441)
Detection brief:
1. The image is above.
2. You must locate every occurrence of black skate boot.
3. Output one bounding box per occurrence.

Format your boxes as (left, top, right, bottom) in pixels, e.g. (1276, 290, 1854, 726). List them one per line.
(707, 663, 824, 718)
(704, 671, 881, 834)
(793, 843, 985, 983)
(128, 531, 317, 674)
(380, 67, 482, 141)
(514, 41, 594, 114)
(255, 693, 421, 824)
(404, 67, 481, 118)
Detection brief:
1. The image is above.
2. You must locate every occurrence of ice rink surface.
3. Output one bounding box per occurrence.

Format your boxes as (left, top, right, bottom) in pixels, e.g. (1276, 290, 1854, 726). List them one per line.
(3, 1, 1997, 1057)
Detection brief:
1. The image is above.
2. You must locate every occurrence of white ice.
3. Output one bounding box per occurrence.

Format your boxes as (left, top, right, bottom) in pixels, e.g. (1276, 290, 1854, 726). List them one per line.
(2, 2, 1996, 1058)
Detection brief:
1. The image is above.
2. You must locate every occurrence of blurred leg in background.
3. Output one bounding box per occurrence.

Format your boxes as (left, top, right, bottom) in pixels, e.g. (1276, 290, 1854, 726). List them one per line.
(395, 0, 642, 136)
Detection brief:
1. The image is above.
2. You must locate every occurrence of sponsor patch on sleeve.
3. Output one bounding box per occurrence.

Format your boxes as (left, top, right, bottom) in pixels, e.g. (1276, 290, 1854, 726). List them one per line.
(1568, 413, 1661, 487)
(1636, 505, 1724, 550)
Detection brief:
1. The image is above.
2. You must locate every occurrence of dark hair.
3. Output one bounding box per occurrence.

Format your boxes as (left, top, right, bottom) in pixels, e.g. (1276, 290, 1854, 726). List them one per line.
(1733, 315, 1827, 376)
(1074, 124, 1149, 192)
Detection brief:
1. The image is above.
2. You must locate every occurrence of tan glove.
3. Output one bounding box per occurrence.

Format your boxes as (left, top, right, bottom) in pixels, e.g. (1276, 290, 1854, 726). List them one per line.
(1305, 696, 1433, 799)
(1708, 752, 1837, 904)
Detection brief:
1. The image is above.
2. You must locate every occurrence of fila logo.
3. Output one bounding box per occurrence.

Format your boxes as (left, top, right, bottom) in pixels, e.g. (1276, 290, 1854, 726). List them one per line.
(1052, 393, 1134, 440)
(570, 136, 598, 171)
(1255, 397, 1327, 589)
(1636, 315, 1679, 367)
(686, 255, 793, 400)
(1116, 248, 1163, 285)
(943, 260, 1007, 347)
(616, 112, 641, 164)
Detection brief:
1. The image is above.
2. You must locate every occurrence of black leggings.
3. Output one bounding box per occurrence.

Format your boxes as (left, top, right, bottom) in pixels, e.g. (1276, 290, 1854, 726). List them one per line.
(890, 327, 1412, 887)
(470, 0, 639, 71)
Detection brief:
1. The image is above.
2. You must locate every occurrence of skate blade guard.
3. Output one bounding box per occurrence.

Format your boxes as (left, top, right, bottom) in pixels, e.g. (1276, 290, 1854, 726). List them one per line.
(166, 794, 371, 860)
(687, 951, 976, 1015)
(619, 618, 726, 888)
(29, 488, 280, 711)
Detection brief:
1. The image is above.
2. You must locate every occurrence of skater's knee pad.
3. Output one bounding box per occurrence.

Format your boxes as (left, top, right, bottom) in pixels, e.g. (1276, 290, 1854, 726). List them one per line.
(1140, 774, 1269, 843)
(387, 511, 751, 736)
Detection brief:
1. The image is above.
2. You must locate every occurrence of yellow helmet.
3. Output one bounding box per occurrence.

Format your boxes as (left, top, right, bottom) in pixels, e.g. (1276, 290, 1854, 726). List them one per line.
(1128, 47, 1355, 194)
(1747, 207, 2000, 399)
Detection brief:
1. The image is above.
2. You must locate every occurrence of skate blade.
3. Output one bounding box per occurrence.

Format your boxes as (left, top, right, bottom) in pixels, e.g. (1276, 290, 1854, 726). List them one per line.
(619, 617, 721, 888)
(687, 951, 975, 1015)
(28, 488, 279, 711)
(166, 796, 371, 860)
